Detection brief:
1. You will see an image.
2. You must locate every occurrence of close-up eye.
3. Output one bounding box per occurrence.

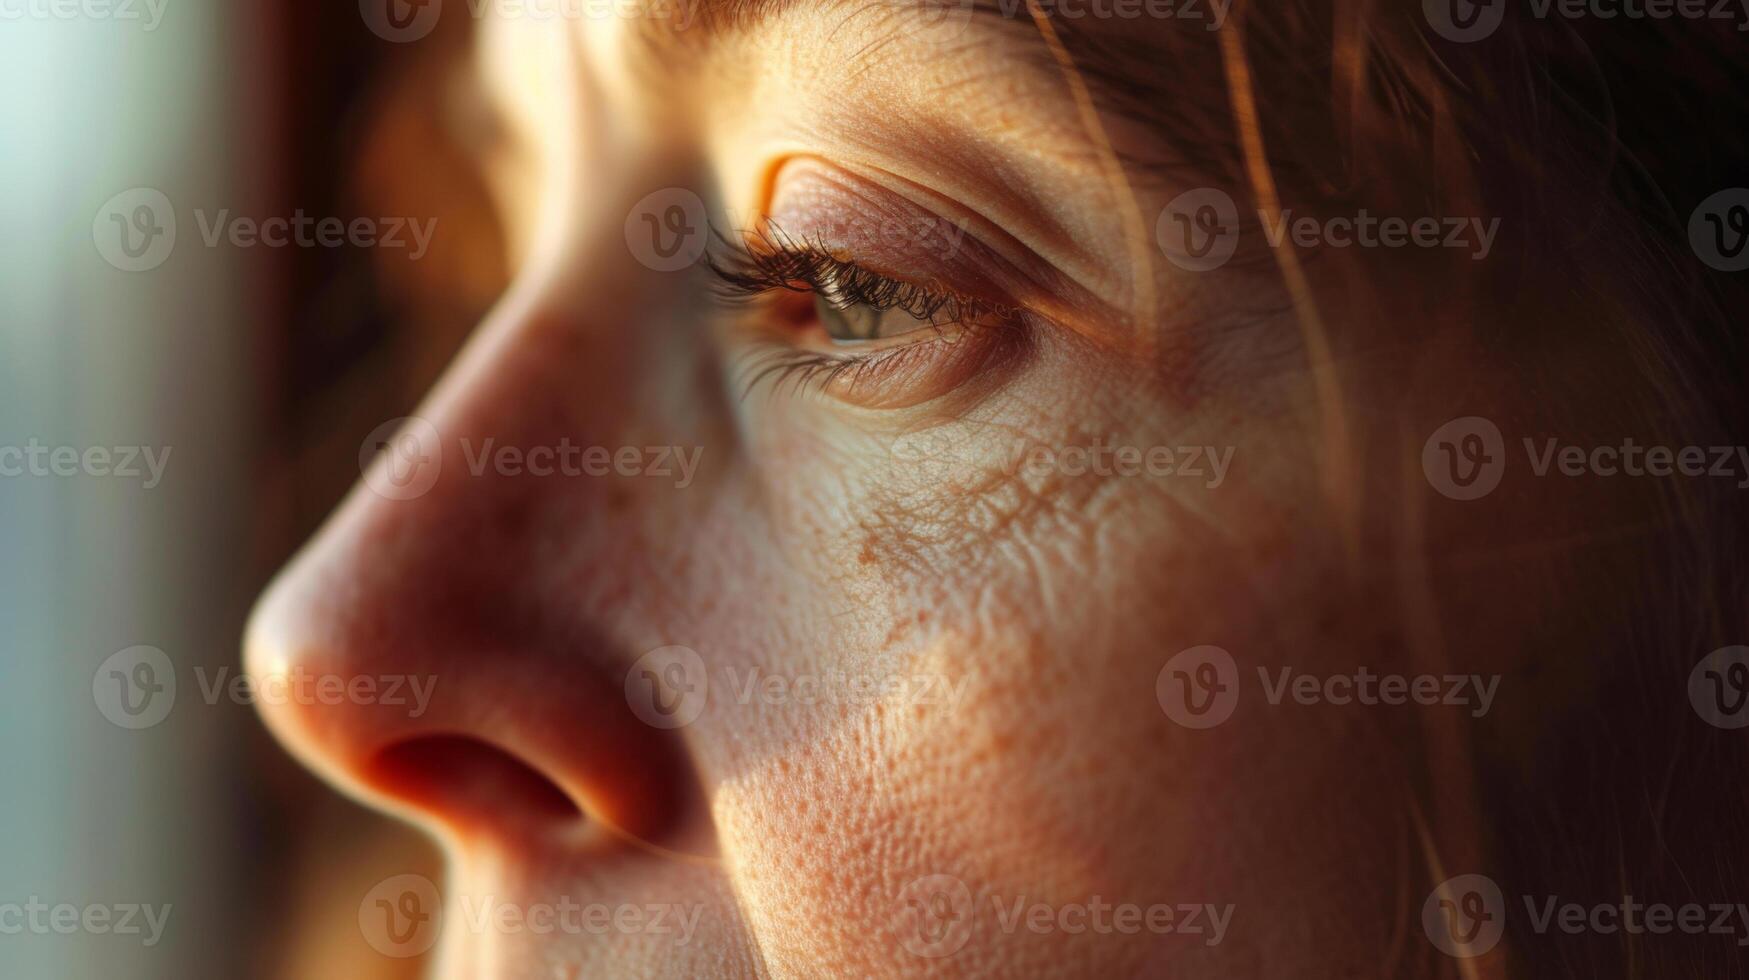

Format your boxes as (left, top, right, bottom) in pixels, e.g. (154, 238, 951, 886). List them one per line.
(811, 274, 956, 345)
(707, 224, 1029, 406)
(817, 292, 924, 342)
(19, 0, 1749, 978)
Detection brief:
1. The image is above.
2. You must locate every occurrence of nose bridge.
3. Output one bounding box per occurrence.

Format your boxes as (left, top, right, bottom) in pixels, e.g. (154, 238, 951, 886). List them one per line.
(245, 179, 727, 850)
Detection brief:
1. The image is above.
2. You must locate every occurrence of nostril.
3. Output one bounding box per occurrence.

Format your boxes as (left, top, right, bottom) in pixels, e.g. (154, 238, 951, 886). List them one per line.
(369, 735, 583, 827)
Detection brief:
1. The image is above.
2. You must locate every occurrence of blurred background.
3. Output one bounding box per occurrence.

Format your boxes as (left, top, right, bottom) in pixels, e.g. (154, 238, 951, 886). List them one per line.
(1, 2, 505, 976)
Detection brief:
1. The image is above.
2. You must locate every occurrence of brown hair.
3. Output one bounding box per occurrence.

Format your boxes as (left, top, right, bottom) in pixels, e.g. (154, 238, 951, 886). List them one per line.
(1209, 3, 1749, 974)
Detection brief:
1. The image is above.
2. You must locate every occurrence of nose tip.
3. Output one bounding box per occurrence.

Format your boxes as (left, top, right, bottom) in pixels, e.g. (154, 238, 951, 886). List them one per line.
(243, 562, 581, 840)
(242, 535, 705, 852)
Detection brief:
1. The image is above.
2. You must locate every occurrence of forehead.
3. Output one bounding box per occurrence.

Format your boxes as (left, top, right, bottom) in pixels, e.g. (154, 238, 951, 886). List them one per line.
(476, 0, 1242, 177)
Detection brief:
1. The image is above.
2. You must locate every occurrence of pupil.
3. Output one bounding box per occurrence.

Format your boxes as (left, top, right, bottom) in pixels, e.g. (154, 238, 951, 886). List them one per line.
(816, 294, 883, 342)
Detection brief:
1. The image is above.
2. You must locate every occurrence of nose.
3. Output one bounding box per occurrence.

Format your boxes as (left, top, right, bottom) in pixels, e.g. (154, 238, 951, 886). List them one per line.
(243, 172, 727, 853)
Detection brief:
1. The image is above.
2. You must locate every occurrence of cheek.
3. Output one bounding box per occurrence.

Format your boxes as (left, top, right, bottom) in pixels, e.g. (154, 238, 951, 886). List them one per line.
(702, 629, 1056, 973)
(694, 329, 1350, 962)
(693, 525, 1216, 972)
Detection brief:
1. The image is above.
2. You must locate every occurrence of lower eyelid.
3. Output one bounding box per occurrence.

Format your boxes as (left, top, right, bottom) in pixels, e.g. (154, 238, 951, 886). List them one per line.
(736, 309, 1031, 411)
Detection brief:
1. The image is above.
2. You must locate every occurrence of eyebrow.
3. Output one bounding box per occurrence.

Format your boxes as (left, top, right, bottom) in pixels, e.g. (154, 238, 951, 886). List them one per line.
(638, 0, 1243, 186)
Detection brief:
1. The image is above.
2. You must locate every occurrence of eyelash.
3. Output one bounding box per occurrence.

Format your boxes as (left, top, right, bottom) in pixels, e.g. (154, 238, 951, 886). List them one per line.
(706, 224, 1015, 398)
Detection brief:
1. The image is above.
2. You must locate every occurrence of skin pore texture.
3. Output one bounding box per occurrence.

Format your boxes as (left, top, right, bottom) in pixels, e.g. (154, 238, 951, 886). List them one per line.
(240, 4, 1545, 978)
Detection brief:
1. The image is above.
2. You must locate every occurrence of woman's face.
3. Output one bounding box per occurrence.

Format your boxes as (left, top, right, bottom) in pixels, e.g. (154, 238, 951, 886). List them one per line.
(247, 5, 1470, 976)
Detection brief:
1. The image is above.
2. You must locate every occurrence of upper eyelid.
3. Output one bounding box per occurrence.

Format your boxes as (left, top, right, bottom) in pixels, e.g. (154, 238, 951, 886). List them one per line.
(749, 160, 1119, 335)
(705, 225, 1007, 326)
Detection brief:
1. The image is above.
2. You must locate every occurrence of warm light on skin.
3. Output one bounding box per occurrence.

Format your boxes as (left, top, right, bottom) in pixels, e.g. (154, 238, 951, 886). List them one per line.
(239, 4, 1526, 979)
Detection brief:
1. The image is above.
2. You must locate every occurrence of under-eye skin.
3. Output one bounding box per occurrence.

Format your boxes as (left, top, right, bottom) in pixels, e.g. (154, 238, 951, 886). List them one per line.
(709, 224, 1032, 408)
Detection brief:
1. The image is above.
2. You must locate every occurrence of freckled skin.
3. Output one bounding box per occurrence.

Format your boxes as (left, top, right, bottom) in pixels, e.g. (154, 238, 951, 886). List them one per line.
(244, 10, 1561, 980)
